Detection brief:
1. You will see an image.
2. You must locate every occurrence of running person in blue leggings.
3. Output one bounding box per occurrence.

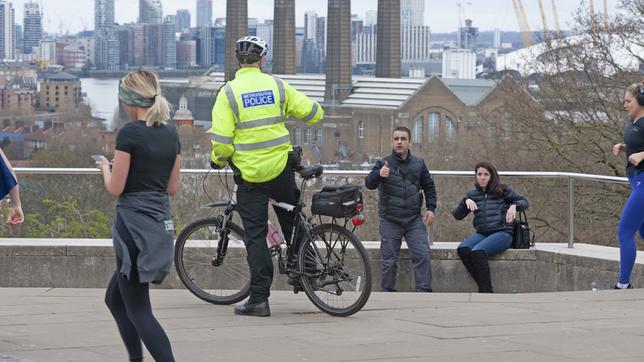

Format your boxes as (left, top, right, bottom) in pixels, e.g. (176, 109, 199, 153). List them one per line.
(612, 81, 644, 290)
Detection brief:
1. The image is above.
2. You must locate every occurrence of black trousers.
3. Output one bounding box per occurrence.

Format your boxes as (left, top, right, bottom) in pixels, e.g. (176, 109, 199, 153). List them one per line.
(236, 166, 301, 303)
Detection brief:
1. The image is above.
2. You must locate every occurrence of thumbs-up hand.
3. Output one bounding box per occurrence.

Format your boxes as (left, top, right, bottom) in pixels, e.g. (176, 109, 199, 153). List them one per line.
(379, 160, 390, 178)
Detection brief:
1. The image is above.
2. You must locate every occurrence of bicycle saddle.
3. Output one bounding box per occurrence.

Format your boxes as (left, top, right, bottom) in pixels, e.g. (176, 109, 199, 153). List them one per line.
(298, 165, 324, 179)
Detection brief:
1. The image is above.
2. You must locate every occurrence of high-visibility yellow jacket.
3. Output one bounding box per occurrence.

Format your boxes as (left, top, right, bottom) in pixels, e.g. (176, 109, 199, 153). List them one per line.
(210, 67, 324, 183)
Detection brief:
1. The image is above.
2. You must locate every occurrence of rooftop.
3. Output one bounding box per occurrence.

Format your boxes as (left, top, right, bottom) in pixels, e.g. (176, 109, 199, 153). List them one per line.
(197, 72, 504, 109)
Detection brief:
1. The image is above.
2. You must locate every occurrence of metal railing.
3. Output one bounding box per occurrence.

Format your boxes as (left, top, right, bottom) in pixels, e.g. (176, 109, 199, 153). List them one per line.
(13, 168, 629, 248)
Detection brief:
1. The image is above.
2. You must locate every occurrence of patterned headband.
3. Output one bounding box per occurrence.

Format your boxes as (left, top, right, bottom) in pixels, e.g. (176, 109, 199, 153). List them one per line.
(118, 80, 156, 108)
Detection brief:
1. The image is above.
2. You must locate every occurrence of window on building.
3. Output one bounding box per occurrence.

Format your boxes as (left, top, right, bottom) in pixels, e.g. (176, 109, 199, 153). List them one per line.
(304, 128, 312, 144)
(445, 116, 457, 140)
(428, 112, 440, 141)
(412, 117, 423, 143)
(294, 127, 302, 145)
(501, 115, 511, 141)
(315, 128, 323, 145)
(358, 120, 364, 139)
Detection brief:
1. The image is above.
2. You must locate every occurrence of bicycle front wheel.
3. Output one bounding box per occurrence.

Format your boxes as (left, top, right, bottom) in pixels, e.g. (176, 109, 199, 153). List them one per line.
(174, 218, 250, 305)
(298, 223, 372, 317)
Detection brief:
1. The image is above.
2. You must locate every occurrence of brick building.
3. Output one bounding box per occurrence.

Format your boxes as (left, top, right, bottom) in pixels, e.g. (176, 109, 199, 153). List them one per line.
(39, 72, 81, 112)
(162, 73, 537, 167)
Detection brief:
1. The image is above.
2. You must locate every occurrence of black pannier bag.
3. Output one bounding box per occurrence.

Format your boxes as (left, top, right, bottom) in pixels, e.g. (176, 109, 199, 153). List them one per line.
(512, 210, 533, 249)
(311, 185, 363, 218)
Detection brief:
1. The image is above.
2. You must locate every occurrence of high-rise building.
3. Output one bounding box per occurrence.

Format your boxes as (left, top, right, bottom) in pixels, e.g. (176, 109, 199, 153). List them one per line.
(247, 17, 258, 36)
(194, 26, 215, 66)
(117, 24, 144, 69)
(304, 11, 317, 41)
(163, 16, 176, 69)
(272, 0, 295, 75)
(143, 23, 164, 66)
(315, 17, 326, 55)
(302, 38, 322, 73)
(176, 9, 190, 32)
(256, 20, 273, 62)
(458, 19, 478, 51)
(401, 25, 431, 61)
(351, 15, 363, 41)
(95, 0, 115, 31)
(196, 0, 212, 28)
(23, 1, 42, 54)
(401, 0, 424, 27)
(213, 26, 225, 66)
(355, 33, 376, 65)
(39, 39, 56, 63)
(176, 40, 196, 68)
(95, 29, 119, 70)
(364, 10, 377, 27)
(0, 1, 15, 60)
(139, 0, 163, 24)
(325, 0, 351, 103)
(493, 28, 501, 48)
(224, 1, 247, 80)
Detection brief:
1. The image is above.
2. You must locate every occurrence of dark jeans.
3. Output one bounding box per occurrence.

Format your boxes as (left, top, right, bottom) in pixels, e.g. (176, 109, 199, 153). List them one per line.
(379, 217, 432, 292)
(236, 166, 301, 303)
(458, 231, 512, 256)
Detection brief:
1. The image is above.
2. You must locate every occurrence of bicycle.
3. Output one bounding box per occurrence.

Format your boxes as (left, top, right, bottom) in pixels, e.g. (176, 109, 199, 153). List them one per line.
(174, 164, 372, 317)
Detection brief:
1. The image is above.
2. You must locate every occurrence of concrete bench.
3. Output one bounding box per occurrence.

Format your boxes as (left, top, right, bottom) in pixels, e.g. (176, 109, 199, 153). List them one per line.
(1, 239, 642, 292)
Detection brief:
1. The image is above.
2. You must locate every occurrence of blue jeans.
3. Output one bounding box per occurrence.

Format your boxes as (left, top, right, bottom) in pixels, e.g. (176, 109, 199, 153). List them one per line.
(458, 231, 512, 257)
(379, 217, 432, 292)
(618, 171, 644, 284)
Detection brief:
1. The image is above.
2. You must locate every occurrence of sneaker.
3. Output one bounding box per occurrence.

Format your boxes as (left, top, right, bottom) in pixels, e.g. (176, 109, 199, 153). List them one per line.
(613, 283, 633, 289)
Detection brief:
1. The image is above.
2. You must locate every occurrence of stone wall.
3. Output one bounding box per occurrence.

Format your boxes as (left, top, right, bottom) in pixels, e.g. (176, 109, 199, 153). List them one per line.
(2, 240, 640, 293)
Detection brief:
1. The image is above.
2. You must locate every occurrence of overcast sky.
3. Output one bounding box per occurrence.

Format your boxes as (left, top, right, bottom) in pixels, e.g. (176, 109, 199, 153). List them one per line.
(11, 0, 623, 34)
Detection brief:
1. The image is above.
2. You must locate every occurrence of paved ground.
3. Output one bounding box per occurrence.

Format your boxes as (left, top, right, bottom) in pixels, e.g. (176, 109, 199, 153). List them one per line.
(1, 288, 644, 362)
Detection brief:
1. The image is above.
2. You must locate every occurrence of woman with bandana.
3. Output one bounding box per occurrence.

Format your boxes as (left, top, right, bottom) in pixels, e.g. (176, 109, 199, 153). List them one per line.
(95, 69, 180, 362)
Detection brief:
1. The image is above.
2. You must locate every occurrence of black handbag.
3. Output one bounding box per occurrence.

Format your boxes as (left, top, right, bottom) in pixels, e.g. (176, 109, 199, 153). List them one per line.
(512, 210, 533, 249)
(311, 185, 363, 218)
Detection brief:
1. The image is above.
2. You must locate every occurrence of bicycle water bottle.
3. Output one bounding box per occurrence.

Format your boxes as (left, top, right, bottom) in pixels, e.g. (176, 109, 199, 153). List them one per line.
(266, 221, 284, 248)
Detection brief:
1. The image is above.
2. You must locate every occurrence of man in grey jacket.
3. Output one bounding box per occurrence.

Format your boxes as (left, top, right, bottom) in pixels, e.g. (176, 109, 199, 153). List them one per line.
(365, 126, 437, 292)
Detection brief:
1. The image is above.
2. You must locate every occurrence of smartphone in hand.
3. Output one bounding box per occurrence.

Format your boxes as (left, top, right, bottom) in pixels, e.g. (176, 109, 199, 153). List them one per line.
(91, 155, 103, 162)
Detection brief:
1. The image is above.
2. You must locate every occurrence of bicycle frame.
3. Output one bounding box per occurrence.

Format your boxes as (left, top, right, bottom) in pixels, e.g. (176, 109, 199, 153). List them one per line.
(206, 175, 321, 279)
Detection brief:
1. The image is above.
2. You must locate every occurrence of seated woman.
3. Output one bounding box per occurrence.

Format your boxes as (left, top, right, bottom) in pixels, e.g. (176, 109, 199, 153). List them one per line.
(452, 161, 528, 293)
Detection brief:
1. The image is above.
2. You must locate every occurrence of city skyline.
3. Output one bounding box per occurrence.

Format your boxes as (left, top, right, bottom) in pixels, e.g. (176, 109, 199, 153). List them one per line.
(8, 0, 623, 35)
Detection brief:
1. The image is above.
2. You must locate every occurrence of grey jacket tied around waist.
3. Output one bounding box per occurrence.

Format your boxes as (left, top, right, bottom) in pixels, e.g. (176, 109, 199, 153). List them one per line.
(113, 191, 175, 284)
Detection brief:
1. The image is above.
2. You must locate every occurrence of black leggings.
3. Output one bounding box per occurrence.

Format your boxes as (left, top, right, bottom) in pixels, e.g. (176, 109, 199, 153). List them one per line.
(105, 213, 175, 361)
(105, 272, 175, 362)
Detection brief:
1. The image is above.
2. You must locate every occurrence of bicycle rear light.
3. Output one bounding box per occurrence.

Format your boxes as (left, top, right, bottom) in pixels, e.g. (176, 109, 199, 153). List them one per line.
(352, 214, 365, 226)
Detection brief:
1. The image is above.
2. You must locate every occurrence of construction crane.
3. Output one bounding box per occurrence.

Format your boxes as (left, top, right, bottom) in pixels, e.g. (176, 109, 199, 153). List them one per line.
(456, 1, 472, 28)
(511, 0, 532, 47)
(536, 0, 551, 44)
(456, 1, 472, 48)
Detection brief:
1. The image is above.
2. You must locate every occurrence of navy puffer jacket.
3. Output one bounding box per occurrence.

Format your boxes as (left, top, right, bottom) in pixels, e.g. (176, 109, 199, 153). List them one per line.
(452, 184, 528, 236)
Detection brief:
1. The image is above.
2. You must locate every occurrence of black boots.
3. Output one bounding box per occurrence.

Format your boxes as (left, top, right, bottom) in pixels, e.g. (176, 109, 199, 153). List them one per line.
(457, 247, 478, 286)
(234, 300, 271, 317)
(470, 250, 494, 293)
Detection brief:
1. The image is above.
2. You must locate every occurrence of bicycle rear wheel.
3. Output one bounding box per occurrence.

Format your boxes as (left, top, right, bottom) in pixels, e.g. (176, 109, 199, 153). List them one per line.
(174, 218, 250, 305)
(298, 223, 372, 317)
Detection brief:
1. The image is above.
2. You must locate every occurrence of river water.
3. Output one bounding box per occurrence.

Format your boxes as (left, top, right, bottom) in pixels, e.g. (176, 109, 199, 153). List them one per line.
(81, 77, 184, 130)
(80, 78, 120, 130)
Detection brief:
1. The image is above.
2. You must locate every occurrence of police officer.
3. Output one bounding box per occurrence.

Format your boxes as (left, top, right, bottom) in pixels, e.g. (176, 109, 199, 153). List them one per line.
(210, 36, 324, 317)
